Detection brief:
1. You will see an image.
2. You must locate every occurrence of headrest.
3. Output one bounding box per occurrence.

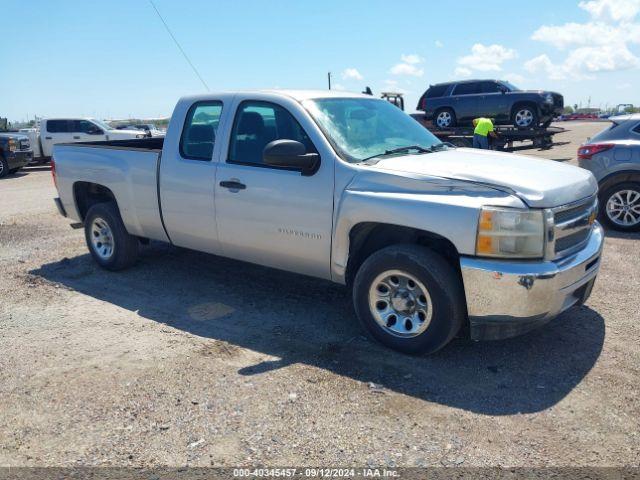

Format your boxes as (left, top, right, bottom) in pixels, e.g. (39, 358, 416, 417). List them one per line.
(188, 124, 214, 142)
(238, 111, 265, 135)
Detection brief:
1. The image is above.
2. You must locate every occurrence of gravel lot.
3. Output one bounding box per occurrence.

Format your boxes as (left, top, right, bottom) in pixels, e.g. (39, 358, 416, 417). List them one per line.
(1, 122, 638, 468)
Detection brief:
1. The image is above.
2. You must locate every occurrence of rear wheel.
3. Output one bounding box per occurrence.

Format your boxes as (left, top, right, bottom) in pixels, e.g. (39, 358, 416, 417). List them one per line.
(353, 245, 465, 355)
(600, 182, 640, 231)
(435, 108, 456, 129)
(512, 106, 538, 128)
(84, 202, 139, 270)
(0, 156, 8, 178)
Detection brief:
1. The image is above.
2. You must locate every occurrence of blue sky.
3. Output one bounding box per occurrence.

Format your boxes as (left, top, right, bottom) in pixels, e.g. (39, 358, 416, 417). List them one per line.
(2, 0, 639, 121)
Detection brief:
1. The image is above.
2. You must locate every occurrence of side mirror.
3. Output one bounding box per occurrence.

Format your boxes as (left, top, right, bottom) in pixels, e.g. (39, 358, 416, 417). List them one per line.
(263, 140, 319, 176)
(88, 128, 103, 135)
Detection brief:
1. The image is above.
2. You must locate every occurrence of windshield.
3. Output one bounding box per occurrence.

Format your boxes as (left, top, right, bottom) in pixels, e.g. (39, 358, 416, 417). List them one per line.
(303, 98, 444, 163)
(501, 81, 520, 92)
(92, 119, 114, 131)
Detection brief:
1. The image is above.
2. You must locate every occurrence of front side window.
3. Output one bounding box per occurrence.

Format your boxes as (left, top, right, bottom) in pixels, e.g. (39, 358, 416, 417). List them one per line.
(228, 101, 316, 166)
(74, 120, 101, 134)
(303, 97, 444, 163)
(632, 122, 640, 135)
(480, 81, 502, 94)
(453, 82, 480, 95)
(180, 101, 223, 160)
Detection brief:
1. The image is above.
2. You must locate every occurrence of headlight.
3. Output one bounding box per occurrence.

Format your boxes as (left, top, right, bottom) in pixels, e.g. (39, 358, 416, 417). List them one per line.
(136, 134, 144, 139)
(476, 207, 544, 258)
(8, 139, 17, 152)
(543, 93, 554, 104)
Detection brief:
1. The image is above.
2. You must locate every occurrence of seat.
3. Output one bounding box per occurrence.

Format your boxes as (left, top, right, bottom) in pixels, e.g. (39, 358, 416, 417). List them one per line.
(234, 112, 266, 164)
(185, 124, 215, 159)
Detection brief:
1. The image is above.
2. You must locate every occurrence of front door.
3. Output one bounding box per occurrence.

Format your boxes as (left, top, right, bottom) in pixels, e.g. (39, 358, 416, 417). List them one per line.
(214, 100, 334, 279)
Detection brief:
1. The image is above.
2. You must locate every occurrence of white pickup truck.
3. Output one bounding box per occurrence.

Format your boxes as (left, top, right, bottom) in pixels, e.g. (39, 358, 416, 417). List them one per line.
(30, 118, 146, 160)
(51, 90, 604, 354)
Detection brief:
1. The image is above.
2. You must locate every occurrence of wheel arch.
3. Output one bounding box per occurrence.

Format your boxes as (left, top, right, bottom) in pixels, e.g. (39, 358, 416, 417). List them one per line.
(598, 170, 640, 193)
(73, 181, 119, 222)
(344, 222, 461, 287)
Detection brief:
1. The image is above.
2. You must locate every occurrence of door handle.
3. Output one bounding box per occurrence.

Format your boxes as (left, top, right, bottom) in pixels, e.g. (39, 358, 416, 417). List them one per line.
(219, 180, 246, 190)
(45, 136, 52, 140)
(73, 136, 81, 140)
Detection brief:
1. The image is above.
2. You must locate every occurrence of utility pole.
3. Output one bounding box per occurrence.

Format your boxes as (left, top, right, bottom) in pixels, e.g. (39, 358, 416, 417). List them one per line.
(327, 72, 332, 90)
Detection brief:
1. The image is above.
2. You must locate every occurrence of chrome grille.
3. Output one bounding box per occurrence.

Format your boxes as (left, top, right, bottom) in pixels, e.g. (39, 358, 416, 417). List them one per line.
(551, 195, 597, 258)
(19, 138, 30, 150)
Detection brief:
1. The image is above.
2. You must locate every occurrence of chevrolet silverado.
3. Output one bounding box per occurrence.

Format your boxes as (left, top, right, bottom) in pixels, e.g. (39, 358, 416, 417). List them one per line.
(51, 90, 603, 354)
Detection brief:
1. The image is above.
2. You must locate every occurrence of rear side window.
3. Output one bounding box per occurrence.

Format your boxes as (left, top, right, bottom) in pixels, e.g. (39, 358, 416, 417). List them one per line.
(228, 101, 316, 167)
(453, 82, 480, 95)
(425, 84, 449, 98)
(180, 101, 223, 161)
(46, 120, 70, 133)
(632, 123, 640, 135)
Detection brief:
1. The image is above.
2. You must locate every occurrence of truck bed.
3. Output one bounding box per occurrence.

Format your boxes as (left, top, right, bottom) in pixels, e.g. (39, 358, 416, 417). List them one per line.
(60, 136, 164, 152)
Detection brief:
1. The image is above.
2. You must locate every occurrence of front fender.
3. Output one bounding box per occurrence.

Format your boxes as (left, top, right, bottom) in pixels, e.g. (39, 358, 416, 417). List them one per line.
(330, 173, 524, 283)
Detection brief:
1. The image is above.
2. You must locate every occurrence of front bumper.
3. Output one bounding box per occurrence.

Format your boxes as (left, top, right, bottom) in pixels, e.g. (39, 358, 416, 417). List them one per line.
(7, 150, 33, 169)
(460, 222, 604, 341)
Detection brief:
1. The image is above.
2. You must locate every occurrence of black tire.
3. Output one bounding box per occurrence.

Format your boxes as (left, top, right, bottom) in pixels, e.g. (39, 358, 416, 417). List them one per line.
(434, 108, 457, 129)
(598, 181, 640, 232)
(353, 244, 466, 355)
(9, 168, 20, 174)
(511, 105, 538, 129)
(84, 202, 139, 270)
(0, 156, 8, 178)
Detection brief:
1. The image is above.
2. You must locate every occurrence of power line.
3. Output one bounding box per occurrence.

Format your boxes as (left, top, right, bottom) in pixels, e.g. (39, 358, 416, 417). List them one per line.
(148, 0, 210, 91)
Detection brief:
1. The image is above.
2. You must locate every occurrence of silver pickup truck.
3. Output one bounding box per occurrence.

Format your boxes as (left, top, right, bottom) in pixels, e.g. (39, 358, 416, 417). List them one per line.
(52, 90, 604, 354)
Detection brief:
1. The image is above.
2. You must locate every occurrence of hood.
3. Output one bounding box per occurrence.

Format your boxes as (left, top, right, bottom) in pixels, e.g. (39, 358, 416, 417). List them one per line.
(371, 148, 597, 208)
(0, 132, 28, 140)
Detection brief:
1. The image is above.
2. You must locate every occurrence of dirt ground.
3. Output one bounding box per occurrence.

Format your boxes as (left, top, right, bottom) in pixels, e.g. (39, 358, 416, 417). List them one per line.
(1, 122, 638, 468)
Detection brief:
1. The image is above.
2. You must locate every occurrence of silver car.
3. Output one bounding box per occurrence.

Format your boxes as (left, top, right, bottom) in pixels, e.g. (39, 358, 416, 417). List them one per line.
(578, 114, 640, 231)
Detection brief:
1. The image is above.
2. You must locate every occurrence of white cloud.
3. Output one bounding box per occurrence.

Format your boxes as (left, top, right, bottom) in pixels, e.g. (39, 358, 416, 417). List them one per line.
(503, 73, 526, 84)
(579, 0, 640, 23)
(456, 43, 517, 72)
(389, 54, 425, 77)
(454, 66, 472, 77)
(400, 53, 423, 64)
(341, 68, 363, 81)
(528, 0, 640, 81)
(524, 44, 639, 79)
(435, 40, 444, 48)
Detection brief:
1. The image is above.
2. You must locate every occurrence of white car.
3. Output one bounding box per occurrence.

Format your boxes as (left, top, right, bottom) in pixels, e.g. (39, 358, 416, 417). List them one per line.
(38, 118, 145, 158)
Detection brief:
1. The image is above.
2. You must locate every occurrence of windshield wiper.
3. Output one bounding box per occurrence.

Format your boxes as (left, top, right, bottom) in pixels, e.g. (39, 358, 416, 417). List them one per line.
(361, 145, 431, 163)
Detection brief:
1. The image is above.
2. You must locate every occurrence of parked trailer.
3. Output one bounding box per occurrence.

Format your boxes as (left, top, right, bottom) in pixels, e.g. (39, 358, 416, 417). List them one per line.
(410, 114, 568, 151)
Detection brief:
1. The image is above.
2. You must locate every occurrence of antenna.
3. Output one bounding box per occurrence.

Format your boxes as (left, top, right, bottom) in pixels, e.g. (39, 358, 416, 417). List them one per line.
(148, 0, 210, 91)
(328, 72, 332, 90)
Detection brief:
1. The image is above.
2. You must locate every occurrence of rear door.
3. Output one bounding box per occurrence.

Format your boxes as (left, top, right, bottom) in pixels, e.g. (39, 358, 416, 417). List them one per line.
(450, 82, 480, 124)
(213, 97, 334, 279)
(42, 120, 73, 156)
(159, 99, 227, 254)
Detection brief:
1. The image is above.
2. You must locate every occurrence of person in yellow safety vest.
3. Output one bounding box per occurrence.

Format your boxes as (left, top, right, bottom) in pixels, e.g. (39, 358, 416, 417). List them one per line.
(472, 117, 496, 149)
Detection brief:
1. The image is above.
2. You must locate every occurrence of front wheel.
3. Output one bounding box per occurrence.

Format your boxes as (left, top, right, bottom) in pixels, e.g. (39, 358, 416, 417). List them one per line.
(84, 202, 139, 270)
(512, 106, 538, 128)
(600, 182, 640, 231)
(353, 245, 465, 355)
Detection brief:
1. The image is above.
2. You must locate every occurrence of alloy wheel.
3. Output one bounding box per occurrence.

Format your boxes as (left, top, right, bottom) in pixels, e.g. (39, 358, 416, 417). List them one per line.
(515, 109, 534, 127)
(606, 189, 640, 227)
(436, 111, 452, 128)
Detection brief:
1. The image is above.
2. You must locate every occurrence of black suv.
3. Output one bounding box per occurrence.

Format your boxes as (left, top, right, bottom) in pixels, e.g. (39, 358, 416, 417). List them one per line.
(417, 79, 563, 129)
